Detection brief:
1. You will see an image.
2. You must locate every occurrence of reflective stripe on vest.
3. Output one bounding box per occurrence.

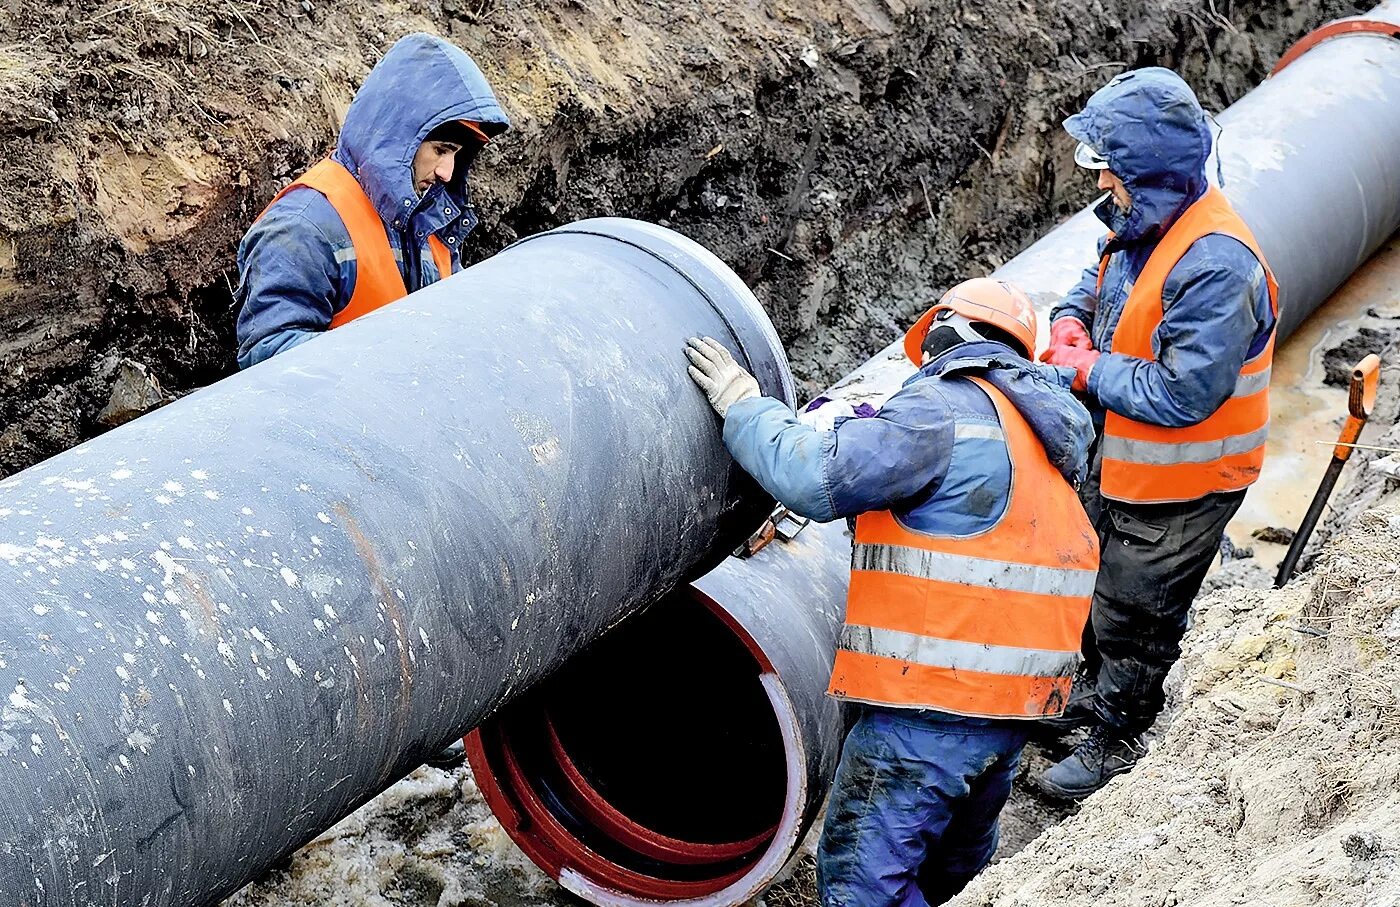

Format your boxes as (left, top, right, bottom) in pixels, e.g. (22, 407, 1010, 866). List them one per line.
(1096, 186, 1280, 504)
(840, 625, 1084, 678)
(258, 159, 453, 329)
(828, 376, 1099, 720)
(1101, 421, 1271, 467)
(850, 543, 1098, 598)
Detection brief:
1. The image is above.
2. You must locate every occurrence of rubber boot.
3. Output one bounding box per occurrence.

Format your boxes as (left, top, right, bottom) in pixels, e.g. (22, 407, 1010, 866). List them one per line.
(1035, 723, 1145, 800)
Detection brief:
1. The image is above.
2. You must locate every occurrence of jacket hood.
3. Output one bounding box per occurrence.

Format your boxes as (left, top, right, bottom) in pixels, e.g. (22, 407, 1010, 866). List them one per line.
(924, 340, 1095, 485)
(333, 33, 510, 229)
(1063, 67, 1212, 244)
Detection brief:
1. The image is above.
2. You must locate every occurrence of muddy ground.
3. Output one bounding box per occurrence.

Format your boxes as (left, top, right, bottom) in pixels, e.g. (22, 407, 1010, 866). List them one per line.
(0, 0, 1367, 478)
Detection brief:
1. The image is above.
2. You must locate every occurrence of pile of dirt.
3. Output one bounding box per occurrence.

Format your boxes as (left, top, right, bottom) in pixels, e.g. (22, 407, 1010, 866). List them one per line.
(950, 495, 1400, 907)
(0, 0, 1365, 477)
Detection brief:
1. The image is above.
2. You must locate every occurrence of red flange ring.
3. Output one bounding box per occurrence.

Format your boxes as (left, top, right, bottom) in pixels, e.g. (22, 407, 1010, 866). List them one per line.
(465, 725, 753, 900)
(1271, 18, 1400, 76)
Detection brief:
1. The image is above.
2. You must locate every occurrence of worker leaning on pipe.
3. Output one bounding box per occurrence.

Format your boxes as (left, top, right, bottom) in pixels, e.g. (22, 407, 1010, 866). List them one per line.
(1038, 68, 1278, 799)
(685, 280, 1100, 907)
(233, 33, 510, 369)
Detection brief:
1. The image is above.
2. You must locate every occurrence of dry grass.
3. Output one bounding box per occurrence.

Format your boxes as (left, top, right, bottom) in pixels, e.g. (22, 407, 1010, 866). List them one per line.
(0, 44, 61, 124)
(760, 853, 818, 907)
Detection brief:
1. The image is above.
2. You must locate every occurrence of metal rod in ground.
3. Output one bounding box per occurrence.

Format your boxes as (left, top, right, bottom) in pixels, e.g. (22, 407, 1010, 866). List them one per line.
(1275, 353, 1381, 587)
(1275, 456, 1348, 587)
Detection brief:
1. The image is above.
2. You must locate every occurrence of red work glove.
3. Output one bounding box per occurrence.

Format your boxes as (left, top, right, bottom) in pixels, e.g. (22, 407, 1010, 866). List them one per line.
(1047, 317, 1093, 352)
(1041, 345, 1101, 392)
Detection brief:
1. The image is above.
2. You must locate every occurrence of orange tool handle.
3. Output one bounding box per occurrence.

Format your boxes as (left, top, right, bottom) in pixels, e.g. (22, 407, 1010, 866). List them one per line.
(1334, 353, 1381, 461)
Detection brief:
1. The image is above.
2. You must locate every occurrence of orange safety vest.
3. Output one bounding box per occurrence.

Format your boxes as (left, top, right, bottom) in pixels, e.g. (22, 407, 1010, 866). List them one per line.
(260, 159, 454, 328)
(1096, 186, 1279, 504)
(829, 377, 1099, 719)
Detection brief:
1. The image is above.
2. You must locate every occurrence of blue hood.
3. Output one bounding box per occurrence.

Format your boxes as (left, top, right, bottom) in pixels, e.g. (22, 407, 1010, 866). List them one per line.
(925, 341, 1095, 486)
(333, 33, 510, 230)
(1064, 68, 1212, 244)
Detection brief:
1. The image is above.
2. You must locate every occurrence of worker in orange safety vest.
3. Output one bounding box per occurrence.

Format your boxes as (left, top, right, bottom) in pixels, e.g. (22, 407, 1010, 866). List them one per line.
(234, 33, 509, 369)
(233, 34, 509, 771)
(1038, 67, 1278, 800)
(686, 279, 1099, 905)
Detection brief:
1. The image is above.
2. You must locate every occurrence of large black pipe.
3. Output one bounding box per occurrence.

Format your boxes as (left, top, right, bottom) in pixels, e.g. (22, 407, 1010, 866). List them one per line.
(465, 5, 1400, 903)
(0, 219, 794, 907)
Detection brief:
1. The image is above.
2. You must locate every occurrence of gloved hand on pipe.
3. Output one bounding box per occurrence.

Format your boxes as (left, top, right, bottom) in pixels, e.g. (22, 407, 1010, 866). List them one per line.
(1041, 345, 1100, 392)
(686, 336, 760, 418)
(1044, 317, 1093, 352)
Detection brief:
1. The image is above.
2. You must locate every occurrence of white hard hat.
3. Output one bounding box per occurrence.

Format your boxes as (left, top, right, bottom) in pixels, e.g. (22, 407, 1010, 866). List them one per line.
(1074, 141, 1111, 170)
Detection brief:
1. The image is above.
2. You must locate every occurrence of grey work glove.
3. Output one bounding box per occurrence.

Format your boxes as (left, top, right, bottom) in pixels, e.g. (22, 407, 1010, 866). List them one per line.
(685, 336, 760, 418)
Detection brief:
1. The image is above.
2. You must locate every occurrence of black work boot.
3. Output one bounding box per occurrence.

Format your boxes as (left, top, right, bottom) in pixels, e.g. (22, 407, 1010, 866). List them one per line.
(1036, 670, 1098, 735)
(1035, 723, 1145, 800)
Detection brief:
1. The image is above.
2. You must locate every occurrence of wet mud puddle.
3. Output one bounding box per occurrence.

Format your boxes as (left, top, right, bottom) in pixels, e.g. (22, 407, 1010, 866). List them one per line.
(1226, 236, 1400, 574)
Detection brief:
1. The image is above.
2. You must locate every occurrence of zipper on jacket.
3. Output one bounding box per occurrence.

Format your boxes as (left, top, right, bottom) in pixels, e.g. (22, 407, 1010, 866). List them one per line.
(401, 224, 423, 294)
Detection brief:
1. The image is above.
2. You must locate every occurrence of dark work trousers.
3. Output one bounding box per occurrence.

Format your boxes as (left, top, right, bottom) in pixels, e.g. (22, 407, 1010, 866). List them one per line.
(1077, 448, 1245, 735)
(817, 707, 1028, 907)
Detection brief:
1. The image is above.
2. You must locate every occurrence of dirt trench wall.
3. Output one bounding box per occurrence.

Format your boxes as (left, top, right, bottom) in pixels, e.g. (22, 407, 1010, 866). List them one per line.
(0, 0, 1366, 477)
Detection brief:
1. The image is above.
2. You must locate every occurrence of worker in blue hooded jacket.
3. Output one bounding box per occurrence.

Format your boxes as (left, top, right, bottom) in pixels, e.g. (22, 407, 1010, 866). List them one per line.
(686, 279, 1097, 906)
(1039, 68, 1278, 799)
(234, 33, 510, 369)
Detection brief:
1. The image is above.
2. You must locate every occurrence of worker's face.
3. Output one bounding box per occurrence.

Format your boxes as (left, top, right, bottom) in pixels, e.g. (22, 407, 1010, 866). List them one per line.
(412, 140, 462, 195)
(1098, 168, 1131, 213)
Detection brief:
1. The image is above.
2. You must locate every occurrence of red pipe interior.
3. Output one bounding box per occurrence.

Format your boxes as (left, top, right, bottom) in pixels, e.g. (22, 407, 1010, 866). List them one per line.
(465, 588, 787, 899)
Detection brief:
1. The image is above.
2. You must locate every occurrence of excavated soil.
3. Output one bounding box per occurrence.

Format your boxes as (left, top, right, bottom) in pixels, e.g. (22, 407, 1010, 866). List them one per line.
(0, 0, 1366, 477)
(950, 494, 1400, 907)
(224, 767, 567, 907)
